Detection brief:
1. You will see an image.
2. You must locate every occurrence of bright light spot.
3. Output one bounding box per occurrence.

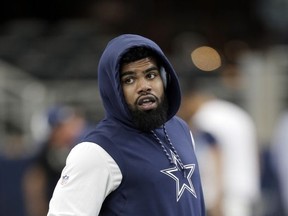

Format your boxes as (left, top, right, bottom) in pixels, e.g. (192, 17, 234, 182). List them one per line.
(191, 46, 221, 71)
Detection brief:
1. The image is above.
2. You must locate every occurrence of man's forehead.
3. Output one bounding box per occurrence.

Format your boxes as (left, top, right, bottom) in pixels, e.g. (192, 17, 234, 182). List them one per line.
(120, 57, 158, 72)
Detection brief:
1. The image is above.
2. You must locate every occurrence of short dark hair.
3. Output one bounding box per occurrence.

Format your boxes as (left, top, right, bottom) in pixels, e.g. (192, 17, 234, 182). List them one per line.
(120, 46, 158, 66)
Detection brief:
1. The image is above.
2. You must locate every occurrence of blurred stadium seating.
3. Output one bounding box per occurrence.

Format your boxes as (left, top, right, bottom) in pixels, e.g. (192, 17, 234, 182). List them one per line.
(0, 19, 113, 80)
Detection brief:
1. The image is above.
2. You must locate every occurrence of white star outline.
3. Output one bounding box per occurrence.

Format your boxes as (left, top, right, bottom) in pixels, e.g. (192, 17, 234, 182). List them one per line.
(160, 150, 197, 201)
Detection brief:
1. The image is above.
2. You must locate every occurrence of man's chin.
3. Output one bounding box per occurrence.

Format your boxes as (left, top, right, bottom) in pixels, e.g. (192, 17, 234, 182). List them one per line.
(131, 106, 167, 131)
(128, 94, 168, 131)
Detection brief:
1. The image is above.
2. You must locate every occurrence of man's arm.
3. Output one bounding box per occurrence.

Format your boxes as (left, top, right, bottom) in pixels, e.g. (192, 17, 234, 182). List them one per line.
(47, 142, 122, 216)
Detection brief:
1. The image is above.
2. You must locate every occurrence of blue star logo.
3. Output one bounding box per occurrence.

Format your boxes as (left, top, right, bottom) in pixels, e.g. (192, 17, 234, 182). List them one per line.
(160, 151, 197, 201)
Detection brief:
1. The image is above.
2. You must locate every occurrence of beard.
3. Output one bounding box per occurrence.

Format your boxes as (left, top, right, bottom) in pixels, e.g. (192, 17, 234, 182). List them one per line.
(128, 94, 168, 132)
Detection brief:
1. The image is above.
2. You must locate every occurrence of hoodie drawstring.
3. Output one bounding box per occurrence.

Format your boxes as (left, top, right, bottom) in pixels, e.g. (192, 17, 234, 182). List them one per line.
(151, 125, 186, 177)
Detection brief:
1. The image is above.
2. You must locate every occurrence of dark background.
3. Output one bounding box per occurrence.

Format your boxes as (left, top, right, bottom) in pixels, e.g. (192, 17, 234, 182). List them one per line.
(1, 0, 283, 51)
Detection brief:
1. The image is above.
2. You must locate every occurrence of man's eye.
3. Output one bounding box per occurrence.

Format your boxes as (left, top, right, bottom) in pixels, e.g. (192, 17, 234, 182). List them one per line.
(123, 77, 134, 84)
(146, 72, 157, 79)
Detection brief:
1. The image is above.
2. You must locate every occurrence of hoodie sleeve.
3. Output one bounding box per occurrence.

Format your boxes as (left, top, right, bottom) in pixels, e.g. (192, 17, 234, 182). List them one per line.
(47, 142, 122, 216)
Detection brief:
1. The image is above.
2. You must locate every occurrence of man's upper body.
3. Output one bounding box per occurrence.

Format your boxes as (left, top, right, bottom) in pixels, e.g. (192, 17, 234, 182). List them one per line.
(47, 34, 205, 216)
(192, 98, 260, 216)
(180, 90, 260, 216)
(178, 73, 260, 216)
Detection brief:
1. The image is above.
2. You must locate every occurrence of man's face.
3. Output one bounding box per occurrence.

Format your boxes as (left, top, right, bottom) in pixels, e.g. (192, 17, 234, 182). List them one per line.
(120, 57, 168, 131)
(120, 57, 164, 112)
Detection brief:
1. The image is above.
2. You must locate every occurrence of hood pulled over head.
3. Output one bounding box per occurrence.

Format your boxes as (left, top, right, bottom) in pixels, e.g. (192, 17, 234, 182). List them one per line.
(97, 34, 181, 126)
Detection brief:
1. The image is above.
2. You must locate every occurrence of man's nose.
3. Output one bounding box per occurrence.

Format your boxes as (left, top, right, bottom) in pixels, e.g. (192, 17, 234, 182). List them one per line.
(137, 78, 151, 94)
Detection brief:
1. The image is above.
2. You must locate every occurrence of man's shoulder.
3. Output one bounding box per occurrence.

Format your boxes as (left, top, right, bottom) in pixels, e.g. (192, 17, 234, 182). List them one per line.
(166, 116, 190, 133)
(169, 115, 189, 126)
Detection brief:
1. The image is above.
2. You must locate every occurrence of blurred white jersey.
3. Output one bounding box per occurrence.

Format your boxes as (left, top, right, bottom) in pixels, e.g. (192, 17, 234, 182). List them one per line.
(191, 99, 260, 216)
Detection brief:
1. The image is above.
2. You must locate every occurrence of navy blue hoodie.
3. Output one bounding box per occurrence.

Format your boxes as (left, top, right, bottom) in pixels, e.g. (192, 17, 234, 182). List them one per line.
(84, 34, 205, 216)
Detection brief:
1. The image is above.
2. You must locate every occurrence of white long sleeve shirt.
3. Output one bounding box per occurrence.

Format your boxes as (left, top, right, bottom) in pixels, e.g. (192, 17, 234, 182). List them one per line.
(47, 142, 122, 216)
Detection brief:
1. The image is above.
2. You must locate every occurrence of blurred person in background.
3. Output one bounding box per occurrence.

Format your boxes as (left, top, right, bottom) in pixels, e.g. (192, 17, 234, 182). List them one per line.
(0, 123, 32, 216)
(178, 72, 260, 216)
(270, 111, 288, 216)
(47, 34, 206, 216)
(24, 105, 87, 216)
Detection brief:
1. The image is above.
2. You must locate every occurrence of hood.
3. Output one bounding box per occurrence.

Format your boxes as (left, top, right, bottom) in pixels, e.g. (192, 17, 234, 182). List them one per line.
(97, 34, 181, 126)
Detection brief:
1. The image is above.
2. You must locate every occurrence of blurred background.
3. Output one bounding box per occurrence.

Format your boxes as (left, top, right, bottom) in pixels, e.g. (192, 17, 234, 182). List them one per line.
(0, 0, 288, 215)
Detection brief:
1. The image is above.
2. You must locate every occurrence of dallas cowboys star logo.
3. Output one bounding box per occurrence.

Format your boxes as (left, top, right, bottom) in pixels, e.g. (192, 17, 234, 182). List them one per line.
(160, 150, 197, 201)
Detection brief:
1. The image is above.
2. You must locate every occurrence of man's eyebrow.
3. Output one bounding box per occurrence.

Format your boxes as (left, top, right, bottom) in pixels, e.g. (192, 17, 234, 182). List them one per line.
(120, 71, 134, 78)
(120, 66, 159, 78)
(144, 66, 159, 73)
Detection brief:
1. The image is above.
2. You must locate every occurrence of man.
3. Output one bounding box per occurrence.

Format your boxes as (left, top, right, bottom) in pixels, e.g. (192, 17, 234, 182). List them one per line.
(25, 105, 87, 216)
(47, 34, 205, 216)
(178, 73, 260, 216)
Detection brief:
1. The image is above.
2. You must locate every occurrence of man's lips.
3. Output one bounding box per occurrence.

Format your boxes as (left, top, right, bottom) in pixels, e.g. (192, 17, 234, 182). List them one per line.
(137, 95, 156, 105)
(136, 95, 157, 110)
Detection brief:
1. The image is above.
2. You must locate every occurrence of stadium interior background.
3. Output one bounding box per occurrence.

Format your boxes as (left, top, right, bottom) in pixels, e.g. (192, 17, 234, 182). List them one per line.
(0, 0, 288, 215)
